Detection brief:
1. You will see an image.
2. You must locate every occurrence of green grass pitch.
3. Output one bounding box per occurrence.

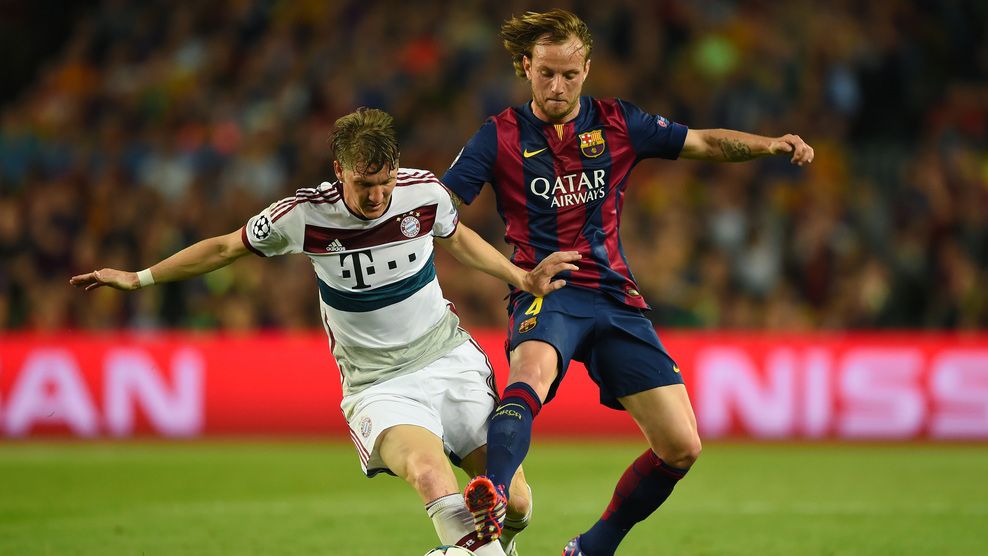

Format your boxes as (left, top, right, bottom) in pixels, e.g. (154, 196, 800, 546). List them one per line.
(1, 441, 986, 555)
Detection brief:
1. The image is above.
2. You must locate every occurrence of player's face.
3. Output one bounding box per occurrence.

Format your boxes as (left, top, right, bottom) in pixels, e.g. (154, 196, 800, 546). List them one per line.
(523, 35, 590, 124)
(335, 160, 398, 219)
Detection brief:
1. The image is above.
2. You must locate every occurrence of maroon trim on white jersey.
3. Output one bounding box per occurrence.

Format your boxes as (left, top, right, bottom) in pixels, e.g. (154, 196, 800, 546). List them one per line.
(434, 215, 459, 239)
(395, 176, 443, 187)
(302, 203, 439, 253)
(271, 185, 342, 222)
(240, 226, 267, 257)
(397, 169, 432, 180)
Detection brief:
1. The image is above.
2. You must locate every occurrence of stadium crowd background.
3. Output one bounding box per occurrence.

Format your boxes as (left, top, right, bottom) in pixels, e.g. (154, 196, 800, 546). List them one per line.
(0, 0, 985, 332)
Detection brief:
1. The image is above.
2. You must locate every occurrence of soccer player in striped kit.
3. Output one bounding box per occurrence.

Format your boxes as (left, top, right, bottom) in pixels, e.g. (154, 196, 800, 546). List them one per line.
(70, 108, 580, 555)
(442, 10, 814, 555)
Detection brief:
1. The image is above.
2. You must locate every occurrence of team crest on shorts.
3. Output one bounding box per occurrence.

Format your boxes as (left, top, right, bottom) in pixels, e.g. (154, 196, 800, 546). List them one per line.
(398, 213, 421, 238)
(359, 416, 372, 438)
(519, 317, 537, 333)
(579, 130, 606, 158)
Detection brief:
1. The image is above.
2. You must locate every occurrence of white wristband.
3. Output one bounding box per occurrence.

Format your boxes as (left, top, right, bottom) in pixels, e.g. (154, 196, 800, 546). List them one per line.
(136, 268, 155, 288)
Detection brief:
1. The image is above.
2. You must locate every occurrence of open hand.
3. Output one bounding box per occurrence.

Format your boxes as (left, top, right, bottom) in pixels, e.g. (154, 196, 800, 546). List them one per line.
(69, 268, 140, 291)
(769, 134, 814, 166)
(521, 251, 581, 296)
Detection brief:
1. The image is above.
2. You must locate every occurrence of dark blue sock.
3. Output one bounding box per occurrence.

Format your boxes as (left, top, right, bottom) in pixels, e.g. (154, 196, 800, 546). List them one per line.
(485, 382, 542, 493)
(579, 450, 688, 556)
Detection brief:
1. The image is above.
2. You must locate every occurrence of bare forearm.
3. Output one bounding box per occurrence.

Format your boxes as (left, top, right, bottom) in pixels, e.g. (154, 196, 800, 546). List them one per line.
(681, 129, 814, 165)
(150, 233, 248, 283)
(437, 225, 525, 289)
(683, 129, 772, 161)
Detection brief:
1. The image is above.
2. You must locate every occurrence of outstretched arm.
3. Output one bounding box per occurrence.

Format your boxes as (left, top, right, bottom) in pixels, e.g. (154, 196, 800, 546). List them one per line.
(681, 129, 814, 165)
(435, 224, 581, 297)
(69, 229, 250, 291)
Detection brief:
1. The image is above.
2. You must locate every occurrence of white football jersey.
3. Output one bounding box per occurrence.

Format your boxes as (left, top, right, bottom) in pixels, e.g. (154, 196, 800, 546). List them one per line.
(242, 168, 469, 394)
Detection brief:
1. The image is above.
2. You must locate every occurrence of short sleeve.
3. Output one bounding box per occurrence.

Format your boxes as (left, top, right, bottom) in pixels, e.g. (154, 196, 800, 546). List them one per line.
(432, 182, 460, 239)
(619, 99, 688, 160)
(242, 199, 305, 257)
(441, 119, 497, 205)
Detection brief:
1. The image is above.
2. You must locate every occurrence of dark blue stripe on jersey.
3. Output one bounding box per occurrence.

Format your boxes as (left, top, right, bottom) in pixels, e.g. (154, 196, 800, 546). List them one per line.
(579, 111, 616, 285)
(317, 253, 436, 313)
(582, 101, 640, 297)
(517, 109, 560, 266)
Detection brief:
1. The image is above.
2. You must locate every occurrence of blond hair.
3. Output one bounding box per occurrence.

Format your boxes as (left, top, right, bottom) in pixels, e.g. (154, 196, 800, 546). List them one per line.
(331, 107, 399, 174)
(501, 9, 593, 78)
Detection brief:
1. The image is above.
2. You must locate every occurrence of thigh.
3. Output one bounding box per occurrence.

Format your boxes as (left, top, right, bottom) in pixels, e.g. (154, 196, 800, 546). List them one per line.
(343, 371, 444, 477)
(506, 291, 594, 403)
(432, 340, 500, 465)
(377, 424, 460, 502)
(377, 424, 455, 479)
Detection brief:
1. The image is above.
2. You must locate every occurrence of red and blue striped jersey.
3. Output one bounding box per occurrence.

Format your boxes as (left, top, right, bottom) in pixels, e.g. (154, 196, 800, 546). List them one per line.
(442, 96, 688, 308)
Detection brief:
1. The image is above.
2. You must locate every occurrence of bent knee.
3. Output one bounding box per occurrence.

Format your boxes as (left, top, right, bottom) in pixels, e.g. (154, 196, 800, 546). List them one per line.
(659, 436, 702, 470)
(507, 364, 554, 395)
(402, 454, 456, 495)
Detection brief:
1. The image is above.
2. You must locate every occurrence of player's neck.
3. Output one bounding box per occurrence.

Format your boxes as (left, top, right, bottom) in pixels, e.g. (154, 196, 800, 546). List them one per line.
(530, 99, 581, 126)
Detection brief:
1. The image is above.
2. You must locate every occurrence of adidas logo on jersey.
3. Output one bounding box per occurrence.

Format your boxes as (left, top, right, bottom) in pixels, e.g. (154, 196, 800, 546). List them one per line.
(326, 239, 345, 252)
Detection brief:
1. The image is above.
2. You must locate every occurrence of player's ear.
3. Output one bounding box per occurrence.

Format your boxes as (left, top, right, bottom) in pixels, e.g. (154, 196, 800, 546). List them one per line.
(333, 159, 344, 181)
(584, 57, 591, 77)
(523, 55, 533, 80)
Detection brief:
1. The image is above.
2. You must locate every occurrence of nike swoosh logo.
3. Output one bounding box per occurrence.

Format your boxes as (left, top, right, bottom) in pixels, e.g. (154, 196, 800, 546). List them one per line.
(523, 147, 548, 158)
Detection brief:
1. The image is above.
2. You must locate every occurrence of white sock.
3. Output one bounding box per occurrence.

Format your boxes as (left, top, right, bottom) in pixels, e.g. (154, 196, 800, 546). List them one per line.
(500, 484, 533, 553)
(426, 494, 506, 555)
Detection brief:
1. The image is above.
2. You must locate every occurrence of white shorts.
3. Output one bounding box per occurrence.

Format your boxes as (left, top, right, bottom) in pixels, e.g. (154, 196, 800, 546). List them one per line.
(341, 339, 499, 477)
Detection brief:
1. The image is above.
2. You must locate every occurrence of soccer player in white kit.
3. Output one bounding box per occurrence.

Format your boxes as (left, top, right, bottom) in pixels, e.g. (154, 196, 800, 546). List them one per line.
(70, 108, 581, 555)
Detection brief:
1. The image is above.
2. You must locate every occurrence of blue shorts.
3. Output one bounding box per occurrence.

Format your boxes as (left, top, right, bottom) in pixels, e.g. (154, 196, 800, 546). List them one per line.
(506, 286, 683, 410)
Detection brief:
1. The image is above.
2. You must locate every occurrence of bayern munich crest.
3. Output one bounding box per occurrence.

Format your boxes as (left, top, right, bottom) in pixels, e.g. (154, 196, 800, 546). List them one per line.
(399, 215, 421, 238)
(359, 416, 372, 438)
(579, 129, 606, 158)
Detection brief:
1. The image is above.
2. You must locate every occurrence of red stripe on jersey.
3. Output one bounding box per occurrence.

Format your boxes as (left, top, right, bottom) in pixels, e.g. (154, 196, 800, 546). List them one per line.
(240, 226, 266, 257)
(302, 203, 438, 253)
(596, 98, 643, 308)
(493, 110, 536, 268)
(548, 123, 602, 288)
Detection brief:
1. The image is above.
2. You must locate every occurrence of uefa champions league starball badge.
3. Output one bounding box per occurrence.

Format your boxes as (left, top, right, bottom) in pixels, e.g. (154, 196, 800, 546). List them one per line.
(252, 215, 271, 240)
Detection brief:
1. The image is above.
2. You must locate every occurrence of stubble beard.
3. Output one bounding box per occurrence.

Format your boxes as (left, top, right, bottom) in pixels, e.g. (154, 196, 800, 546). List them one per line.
(536, 95, 577, 124)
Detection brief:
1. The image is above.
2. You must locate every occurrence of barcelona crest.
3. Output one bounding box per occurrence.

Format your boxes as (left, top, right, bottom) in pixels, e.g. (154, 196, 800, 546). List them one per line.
(579, 129, 606, 158)
(519, 317, 537, 333)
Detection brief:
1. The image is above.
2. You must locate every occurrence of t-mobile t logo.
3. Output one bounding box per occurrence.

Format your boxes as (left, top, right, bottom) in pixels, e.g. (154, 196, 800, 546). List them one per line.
(339, 250, 375, 289)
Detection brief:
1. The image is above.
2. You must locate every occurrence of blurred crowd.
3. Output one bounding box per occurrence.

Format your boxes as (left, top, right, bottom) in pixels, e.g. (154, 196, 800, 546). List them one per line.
(1, 0, 986, 332)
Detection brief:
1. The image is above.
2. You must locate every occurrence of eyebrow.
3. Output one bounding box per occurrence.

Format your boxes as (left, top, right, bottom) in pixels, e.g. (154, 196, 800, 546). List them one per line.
(354, 176, 396, 186)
